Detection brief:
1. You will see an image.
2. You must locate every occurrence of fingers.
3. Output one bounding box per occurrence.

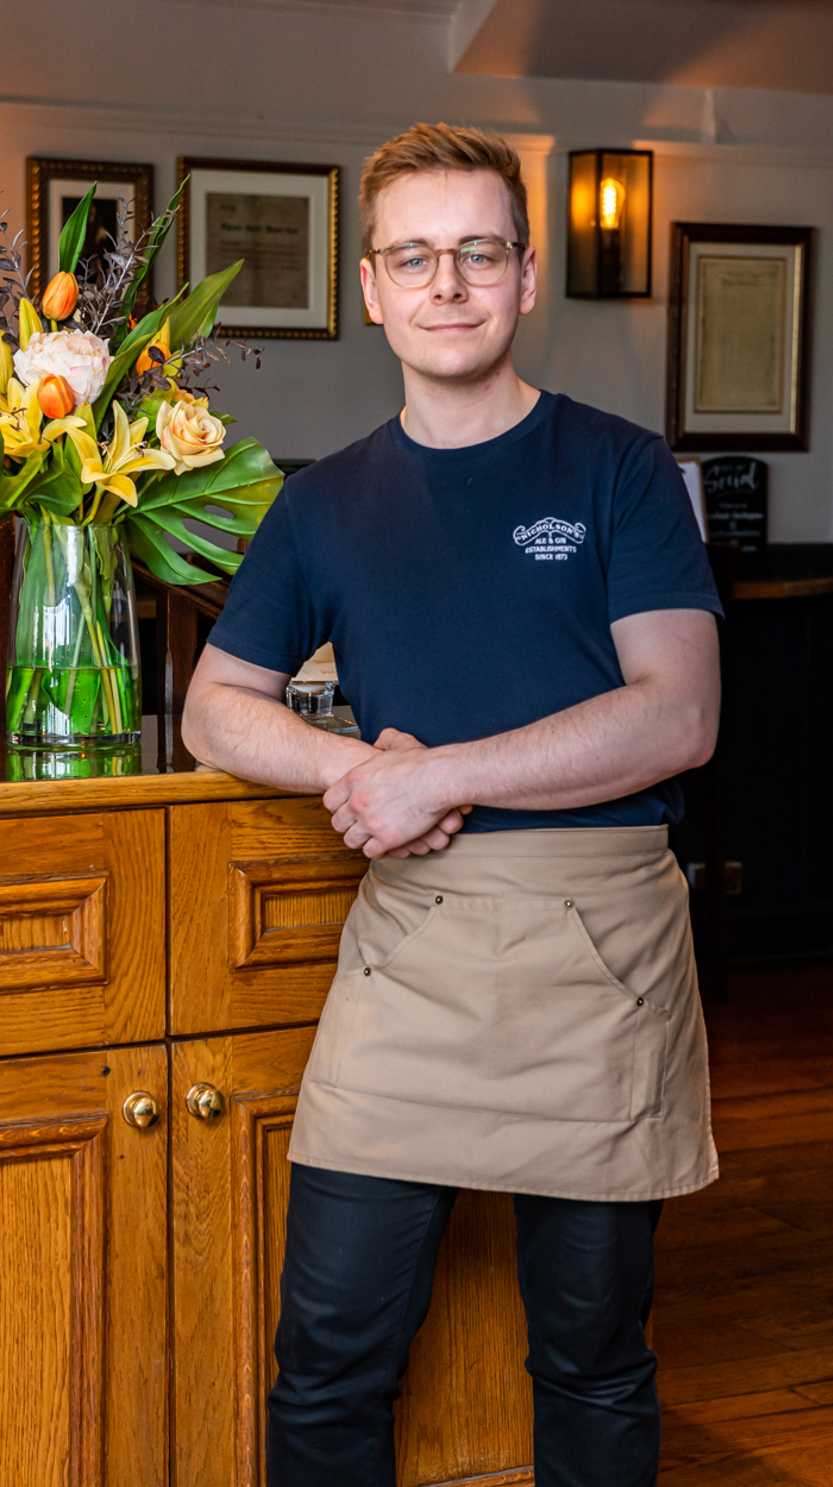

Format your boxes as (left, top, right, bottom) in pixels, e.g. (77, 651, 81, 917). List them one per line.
(437, 808, 468, 834)
(374, 727, 424, 751)
(343, 822, 372, 850)
(421, 826, 454, 850)
(379, 827, 453, 858)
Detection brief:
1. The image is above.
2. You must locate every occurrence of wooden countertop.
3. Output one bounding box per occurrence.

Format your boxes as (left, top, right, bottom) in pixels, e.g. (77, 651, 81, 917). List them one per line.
(0, 713, 296, 815)
(730, 575, 833, 601)
(0, 765, 289, 815)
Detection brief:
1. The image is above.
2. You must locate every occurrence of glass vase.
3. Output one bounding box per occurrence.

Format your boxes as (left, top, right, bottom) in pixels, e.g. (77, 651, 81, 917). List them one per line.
(5, 518, 142, 748)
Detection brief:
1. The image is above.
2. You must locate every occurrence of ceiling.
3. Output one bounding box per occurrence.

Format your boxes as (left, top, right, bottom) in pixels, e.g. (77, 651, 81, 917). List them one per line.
(271, 0, 833, 95)
(233, 0, 459, 15)
(453, 0, 833, 95)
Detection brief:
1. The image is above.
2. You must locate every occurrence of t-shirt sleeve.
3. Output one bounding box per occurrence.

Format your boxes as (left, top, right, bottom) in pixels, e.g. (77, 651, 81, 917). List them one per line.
(607, 433, 725, 624)
(204, 484, 325, 674)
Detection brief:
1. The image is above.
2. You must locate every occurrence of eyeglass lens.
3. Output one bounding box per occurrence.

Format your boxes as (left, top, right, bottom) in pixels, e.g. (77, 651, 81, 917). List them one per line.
(385, 241, 511, 286)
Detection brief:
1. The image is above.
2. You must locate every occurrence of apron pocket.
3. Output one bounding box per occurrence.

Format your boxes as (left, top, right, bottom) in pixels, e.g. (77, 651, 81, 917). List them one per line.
(563, 897, 670, 1119)
(302, 877, 442, 1089)
(327, 889, 670, 1124)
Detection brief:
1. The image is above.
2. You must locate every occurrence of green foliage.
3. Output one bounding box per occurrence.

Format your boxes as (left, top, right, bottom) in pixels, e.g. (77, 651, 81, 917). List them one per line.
(113, 177, 189, 346)
(58, 184, 97, 274)
(121, 439, 283, 584)
(0, 451, 46, 514)
(167, 260, 244, 348)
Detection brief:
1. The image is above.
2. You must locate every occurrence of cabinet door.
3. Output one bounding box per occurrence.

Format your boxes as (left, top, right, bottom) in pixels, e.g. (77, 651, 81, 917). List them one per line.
(0, 808, 166, 1056)
(171, 1028, 534, 1487)
(0, 1043, 167, 1486)
(169, 797, 366, 1035)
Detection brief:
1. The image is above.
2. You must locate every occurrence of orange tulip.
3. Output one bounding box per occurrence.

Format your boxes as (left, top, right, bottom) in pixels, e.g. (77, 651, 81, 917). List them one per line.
(41, 271, 79, 321)
(37, 373, 76, 418)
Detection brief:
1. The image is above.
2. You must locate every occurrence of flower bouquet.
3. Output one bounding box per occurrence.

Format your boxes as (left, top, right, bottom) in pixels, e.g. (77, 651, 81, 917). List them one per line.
(0, 180, 283, 747)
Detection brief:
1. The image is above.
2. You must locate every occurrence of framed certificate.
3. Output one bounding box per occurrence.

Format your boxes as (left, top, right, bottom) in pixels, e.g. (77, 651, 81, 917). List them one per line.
(665, 223, 812, 451)
(176, 157, 339, 340)
(26, 156, 154, 310)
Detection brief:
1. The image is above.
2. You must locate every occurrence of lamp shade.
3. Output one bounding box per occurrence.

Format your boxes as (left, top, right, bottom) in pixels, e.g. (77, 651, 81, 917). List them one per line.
(567, 149, 653, 298)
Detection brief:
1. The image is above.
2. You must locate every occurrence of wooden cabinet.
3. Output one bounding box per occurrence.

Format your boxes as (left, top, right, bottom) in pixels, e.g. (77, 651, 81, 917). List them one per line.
(0, 808, 165, 1056)
(0, 1043, 168, 1486)
(169, 797, 366, 1035)
(0, 766, 535, 1487)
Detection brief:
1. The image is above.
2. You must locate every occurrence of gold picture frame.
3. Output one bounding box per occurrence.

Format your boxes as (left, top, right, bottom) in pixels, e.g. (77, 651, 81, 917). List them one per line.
(665, 222, 813, 452)
(26, 156, 154, 311)
(176, 156, 340, 340)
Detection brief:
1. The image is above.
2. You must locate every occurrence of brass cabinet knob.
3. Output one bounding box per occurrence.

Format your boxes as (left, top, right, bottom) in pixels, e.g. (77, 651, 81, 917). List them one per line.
(122, 1091, 161, 1129)
(186, 1083, 226, 1122)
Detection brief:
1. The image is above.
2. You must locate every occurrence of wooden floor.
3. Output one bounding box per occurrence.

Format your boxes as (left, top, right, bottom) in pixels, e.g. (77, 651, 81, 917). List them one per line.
(655, 959, 833, 1484)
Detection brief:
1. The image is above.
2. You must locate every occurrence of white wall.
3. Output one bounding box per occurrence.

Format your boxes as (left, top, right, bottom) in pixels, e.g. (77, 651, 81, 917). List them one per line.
(2, 0, 833, 540)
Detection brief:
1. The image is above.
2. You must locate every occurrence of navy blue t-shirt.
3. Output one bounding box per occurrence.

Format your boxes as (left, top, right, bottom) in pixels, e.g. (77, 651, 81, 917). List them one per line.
(207, 390, 724, 831)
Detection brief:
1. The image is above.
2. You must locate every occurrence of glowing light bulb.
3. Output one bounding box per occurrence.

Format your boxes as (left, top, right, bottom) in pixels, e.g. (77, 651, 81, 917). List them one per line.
(599, 176, 625, 230)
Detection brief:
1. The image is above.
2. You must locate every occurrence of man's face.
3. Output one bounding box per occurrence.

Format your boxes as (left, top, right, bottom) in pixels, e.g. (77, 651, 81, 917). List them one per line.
(360, 168, 536, 385)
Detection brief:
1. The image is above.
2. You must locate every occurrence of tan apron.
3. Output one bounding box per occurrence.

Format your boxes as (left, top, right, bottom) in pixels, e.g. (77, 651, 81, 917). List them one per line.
(288, 825, 719, 1200)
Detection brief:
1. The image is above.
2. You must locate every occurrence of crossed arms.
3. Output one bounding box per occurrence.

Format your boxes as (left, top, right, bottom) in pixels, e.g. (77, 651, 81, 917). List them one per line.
(181, 608, 720, 859)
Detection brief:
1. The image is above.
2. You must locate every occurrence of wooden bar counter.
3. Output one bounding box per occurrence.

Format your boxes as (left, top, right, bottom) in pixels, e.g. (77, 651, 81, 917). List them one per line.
(0, 717, 535, 1487)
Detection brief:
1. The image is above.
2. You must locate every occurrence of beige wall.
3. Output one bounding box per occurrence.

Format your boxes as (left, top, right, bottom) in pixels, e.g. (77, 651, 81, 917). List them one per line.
(2, 0, 832, 539)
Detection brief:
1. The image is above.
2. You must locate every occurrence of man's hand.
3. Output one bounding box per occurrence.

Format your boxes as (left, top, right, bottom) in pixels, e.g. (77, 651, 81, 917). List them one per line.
(323, 726, 470, 859)
(373, 728, 473, 857)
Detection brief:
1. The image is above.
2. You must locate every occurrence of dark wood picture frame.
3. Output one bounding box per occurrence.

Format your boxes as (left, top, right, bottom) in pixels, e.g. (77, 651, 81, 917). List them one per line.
(176, 156, 340, 340)
(665, 222, 812, 452)
(26, 156, 155, 312)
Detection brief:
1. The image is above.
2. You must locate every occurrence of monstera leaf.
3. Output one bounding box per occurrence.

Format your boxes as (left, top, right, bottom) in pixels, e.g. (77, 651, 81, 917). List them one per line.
(121, 438, 283, 584)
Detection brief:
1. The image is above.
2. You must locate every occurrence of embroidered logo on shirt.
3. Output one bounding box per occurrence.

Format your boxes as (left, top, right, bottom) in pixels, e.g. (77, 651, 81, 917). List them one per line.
(513, 517, 587, 562)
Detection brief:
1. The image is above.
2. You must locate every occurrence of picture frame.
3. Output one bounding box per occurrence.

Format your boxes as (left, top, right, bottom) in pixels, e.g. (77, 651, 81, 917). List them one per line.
(176, 156, 340, 340)
(675, 458, 709, 542)
(26, 156, 155, 311)
(665, 222, 812, 452)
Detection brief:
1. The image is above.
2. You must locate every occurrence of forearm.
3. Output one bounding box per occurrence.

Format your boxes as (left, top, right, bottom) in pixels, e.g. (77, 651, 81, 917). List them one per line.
(181, 682, 376, 792)
(428, 680, 714, 814)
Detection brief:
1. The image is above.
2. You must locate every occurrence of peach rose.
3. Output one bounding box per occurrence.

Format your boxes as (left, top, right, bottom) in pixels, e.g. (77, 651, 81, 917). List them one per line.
(156, 397, 226, 475)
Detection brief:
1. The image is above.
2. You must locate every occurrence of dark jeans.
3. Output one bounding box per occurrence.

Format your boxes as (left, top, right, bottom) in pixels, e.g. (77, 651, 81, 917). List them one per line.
(267, 1162, 663, 1487)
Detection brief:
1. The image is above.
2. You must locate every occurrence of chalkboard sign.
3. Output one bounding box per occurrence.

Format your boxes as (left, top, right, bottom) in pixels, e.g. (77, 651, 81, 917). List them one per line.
(701, 456, 768, 552)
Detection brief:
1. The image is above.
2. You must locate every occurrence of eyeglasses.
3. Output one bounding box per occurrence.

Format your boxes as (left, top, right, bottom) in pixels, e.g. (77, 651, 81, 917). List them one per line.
(368, 237, 526, 289)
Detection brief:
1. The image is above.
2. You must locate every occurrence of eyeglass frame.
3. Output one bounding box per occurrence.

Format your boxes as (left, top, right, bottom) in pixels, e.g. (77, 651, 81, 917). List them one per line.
(366, 236, 527, 288)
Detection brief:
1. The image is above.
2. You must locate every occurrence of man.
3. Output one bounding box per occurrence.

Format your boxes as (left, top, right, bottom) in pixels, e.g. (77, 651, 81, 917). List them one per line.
(182, 121, 723, 1487)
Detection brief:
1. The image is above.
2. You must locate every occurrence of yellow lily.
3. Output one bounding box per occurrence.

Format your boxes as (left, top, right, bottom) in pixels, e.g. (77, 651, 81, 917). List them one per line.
(18, 298, 43, 350)
(0, 333, 12, 397)
(66, 398, 175, 511)
(0, 376, 83, 461)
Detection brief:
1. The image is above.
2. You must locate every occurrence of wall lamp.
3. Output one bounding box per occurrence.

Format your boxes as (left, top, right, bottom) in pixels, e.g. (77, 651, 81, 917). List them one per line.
(567, 148, 654, 298)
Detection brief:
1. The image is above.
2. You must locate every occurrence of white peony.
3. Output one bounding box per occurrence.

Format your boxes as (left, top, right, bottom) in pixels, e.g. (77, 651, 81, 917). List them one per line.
(14, 329, 112, 405)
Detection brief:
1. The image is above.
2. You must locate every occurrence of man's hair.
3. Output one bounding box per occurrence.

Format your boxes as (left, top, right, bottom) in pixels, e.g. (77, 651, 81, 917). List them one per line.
(358, 121, 529, 256)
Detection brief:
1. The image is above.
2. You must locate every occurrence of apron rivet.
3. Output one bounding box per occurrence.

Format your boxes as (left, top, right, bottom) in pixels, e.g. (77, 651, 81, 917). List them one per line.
(636, 996, 644, 1006)
(363, 966, 372, 976)
(435, 895, 444, 904)
(564, 898, 574, 909)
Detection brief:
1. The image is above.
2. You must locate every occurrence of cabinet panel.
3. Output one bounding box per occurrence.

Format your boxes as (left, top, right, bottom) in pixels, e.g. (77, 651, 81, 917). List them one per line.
(172, 1027, 535, 1487)
(170, 1026, 313, 1487)
(0, 809, 166, 1056)
(0, 1043, 168, 1486)
(169, 798, 366, 1034)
